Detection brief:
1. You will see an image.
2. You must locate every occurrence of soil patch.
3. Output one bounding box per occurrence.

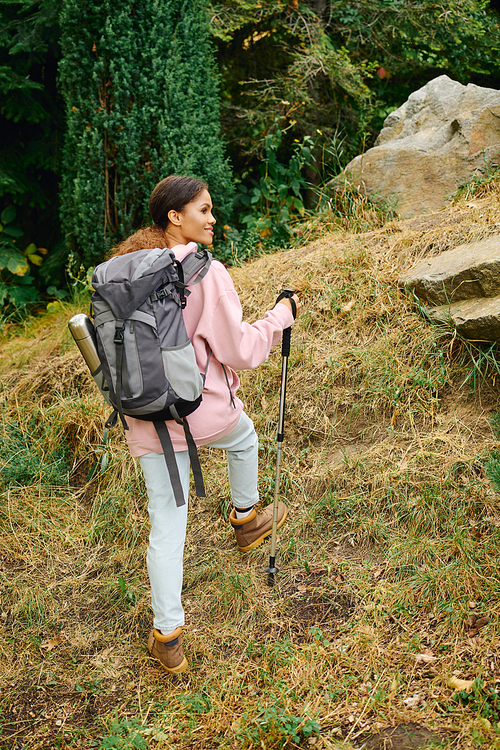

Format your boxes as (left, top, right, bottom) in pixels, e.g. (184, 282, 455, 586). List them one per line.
(0, 682, 124, 749)
(358, 722, 446, 749)
(281, 570, 356, 632)
(287, 594, 352, 629)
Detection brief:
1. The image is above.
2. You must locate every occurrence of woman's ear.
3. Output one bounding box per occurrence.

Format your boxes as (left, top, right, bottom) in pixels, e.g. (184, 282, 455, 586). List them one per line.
(167, 209, 182, 227)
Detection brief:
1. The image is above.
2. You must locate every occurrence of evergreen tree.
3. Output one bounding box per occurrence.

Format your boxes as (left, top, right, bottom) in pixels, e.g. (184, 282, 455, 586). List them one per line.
(59, 0, 233, 267)
(0, 1, 64, 263)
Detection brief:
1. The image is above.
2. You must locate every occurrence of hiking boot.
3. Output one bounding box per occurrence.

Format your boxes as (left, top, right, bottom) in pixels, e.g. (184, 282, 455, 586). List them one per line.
(229, 503, 288, 552)
(147, 626, 188, 674)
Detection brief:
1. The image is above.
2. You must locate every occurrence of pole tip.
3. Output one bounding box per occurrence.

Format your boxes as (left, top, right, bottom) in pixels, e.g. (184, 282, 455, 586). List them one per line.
(264, 563, 278, 587)
(264, 564, 279, 575)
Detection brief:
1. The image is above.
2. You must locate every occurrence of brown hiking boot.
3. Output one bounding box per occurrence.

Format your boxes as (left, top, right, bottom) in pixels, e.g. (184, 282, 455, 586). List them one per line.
(147, 626, 188, 674)
(229, 503, 288, 552)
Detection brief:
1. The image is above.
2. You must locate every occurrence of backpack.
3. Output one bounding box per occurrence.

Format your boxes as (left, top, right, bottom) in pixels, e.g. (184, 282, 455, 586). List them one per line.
(90, 245, 212, 507)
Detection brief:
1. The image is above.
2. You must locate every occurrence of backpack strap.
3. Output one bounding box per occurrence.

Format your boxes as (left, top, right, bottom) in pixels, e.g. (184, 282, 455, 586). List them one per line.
(113, 319, 129, 430)
(169, 405, 206, 498)
(105, 410, 119, 429)
(175, 249, 212, 303)
(153, 420, 186, 507)
(181, 248, 212, 286)
(150, 249, 212, 308)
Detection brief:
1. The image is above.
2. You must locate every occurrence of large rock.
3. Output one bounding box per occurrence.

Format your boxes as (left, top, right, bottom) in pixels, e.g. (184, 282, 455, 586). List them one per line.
(342, 75, 500, 218)
(428, 294, 500, 341)
(402, 234, 500, 305)
(401, 234, 500, 341)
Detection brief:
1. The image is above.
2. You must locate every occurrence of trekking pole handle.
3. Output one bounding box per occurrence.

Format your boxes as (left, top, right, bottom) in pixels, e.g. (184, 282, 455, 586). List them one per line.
(276, 288, 296, 357)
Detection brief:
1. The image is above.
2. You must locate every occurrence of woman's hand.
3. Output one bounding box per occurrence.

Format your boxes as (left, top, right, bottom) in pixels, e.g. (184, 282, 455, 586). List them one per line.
(278, 293, 301, 319)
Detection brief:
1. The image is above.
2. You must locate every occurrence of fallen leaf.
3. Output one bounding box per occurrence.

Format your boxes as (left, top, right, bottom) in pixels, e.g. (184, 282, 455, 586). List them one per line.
(40, 636, 64, 652)
(388, 677, 399, 699)
(468, 614, 477, 627)
(334, 575, 344, 583)
(297, 585, 307, 592)
(468, 601, 477, 609)
(340, 299, 355, 313)
(448, 676, 474, 692)
(475, 616, 490, 630)
(373, 567, 385, 580)
(415, 653, 437, 664)
(399, 455, 409, 470)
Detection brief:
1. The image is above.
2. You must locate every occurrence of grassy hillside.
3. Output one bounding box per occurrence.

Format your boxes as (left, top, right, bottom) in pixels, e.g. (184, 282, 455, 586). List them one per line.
(2, 178, 500, 749)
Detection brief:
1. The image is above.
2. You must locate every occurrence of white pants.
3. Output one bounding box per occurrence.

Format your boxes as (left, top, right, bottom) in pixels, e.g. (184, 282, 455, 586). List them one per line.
(139, 412, 259, 632)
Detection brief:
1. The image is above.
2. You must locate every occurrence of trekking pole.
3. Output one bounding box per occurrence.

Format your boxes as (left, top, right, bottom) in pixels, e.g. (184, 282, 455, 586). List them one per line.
(265, 288, 296, 587)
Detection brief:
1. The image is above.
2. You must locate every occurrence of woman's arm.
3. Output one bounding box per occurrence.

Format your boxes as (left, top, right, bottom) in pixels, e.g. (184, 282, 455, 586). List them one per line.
(203, 286, 296, 371)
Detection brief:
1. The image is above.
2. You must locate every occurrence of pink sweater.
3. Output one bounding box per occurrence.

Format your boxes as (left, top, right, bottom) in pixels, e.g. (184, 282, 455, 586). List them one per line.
(125, 242, 294, 456)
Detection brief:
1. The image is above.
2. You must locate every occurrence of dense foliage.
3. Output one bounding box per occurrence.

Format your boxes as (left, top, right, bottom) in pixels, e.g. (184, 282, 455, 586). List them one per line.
(0, 0, 64, 284)
(0, 0, 499, 304)
(59, 0, 233, 268)
(211, 0, 500, 177)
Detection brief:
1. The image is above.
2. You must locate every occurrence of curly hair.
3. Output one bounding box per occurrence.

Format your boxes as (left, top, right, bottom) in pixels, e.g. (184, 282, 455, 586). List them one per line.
(111, 226, 169, 257)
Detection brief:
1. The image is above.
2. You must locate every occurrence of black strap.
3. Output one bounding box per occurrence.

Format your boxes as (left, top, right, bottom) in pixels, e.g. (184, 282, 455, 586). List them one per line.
(174, 260, 187, 308)
(275, 288, 295, 358)
(276, 288, 297, 319)
(153, 421, 186, 507)
(169, 405, 206, 499)
(150, 281, 178, 304)
(113, 321, 129, 430)
(221, 364, 237, 409)
(181, 418, 206, 498)
(105, 410, 118, 429)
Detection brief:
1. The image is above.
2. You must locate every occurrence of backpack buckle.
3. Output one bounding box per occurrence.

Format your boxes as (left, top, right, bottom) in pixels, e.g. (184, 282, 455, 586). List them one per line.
(114, 325, 125, 345)
(154, 286, 169, 301)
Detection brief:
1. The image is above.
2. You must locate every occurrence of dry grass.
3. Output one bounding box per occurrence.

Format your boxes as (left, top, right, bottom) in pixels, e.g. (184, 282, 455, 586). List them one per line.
(2, 180, 500, 749)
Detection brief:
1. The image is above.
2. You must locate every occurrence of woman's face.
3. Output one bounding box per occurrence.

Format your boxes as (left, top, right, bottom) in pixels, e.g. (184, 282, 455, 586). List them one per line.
(169, 189, 216, 246)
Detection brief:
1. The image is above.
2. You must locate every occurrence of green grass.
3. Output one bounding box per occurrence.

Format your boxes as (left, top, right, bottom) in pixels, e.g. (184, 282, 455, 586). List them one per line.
(2, 188, 500, 748)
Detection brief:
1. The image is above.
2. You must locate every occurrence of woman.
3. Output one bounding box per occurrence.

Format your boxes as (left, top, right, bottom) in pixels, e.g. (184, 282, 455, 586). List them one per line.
(113, 175, 300, 674)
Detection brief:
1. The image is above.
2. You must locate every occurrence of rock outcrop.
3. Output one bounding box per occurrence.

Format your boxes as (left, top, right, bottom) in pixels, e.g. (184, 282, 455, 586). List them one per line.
(341, 76, 500, 218)
(401, 234, 500, 341)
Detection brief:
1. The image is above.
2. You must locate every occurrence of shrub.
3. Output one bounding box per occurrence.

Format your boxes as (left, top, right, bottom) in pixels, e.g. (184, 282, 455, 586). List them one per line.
(59, 0, 233, 268)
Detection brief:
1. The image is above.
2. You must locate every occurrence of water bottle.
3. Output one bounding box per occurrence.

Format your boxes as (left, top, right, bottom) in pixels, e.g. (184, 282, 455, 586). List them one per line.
(68, 314, 111, 404)
(68, 313, 101, 373)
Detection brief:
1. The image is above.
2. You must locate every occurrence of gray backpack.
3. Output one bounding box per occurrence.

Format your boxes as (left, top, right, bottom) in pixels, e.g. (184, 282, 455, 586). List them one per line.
(91, 246, 212, 507)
